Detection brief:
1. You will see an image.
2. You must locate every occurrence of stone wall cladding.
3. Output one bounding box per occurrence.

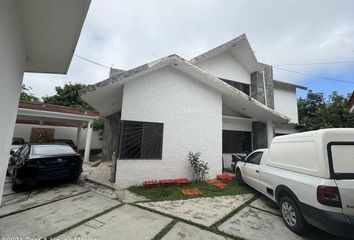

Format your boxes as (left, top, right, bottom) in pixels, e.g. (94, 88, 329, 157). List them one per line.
(250, 63, 274, 109)
(252, 122, 268, 149)
(251, 63, 275, 149)
(102, 111, 121, 161)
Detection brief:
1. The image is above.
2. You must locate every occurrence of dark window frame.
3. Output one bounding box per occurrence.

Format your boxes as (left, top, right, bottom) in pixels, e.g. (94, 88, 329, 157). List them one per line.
(118, 120, 164, 160)
(222, 130, 252, 154)
(246, 151, 263, 165)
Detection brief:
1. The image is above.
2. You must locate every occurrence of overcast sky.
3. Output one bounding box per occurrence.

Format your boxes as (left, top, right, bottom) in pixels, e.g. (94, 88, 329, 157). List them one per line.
(24, 0, 354, 99)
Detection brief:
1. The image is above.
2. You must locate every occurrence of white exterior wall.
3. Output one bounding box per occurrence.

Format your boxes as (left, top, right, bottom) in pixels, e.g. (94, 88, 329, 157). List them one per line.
(13, 124, 103, 150)
(195, 52, 250, 84)
(274, 85, 299, 123)
(222, 117, 252, 132)
(117, 66, 223, 188)
(0, 1, 26, 201)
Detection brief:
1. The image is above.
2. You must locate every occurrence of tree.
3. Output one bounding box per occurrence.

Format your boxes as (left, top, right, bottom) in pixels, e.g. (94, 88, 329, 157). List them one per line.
(42, 83, 104, 133)
(297, 91, 354, 132)
(42, 83, 93, 110)
(20, 84, 40, 102)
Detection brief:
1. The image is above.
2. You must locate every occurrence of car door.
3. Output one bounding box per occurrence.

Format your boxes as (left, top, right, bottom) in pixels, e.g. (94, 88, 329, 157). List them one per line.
(243, 151, 263, 191)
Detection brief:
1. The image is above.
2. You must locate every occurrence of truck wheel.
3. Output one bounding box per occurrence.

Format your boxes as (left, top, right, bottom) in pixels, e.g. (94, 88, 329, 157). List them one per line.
(280, 196, 309, 235)
(235, 168, 244, 186)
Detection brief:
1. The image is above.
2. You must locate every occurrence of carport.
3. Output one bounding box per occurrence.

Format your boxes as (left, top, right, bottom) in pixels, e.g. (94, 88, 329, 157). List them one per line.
(16, 102, 99, 162)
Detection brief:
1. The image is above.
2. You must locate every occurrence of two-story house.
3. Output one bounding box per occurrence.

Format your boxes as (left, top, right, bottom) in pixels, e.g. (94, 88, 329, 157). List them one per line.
(80, 34, 306, 188)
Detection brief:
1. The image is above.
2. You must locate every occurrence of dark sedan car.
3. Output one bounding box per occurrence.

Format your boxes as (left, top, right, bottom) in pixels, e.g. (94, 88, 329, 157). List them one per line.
(9, 144, 83, 190)
(52, 139, 78, 151)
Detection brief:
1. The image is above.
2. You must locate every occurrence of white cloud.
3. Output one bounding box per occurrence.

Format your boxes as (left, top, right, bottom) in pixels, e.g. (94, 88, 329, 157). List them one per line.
(24, 0, 354, 97)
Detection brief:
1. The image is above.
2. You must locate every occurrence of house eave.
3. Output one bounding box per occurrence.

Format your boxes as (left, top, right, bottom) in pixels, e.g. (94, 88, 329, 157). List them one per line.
(273, 80, 307, 90)
(16, 0, 91, 74)
(81, 55, 290, 123)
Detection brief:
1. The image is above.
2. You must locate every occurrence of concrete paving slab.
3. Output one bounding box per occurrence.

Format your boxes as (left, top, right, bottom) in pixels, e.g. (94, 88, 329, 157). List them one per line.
(137, 193, 254, 226)
(162, 222, 230, 240)
(58, 204, 172, 240)
(78, 180, 117, 199)
(219, 206, 304, 240)
(5, 176, 11, 183)
(250, 196, 280, 216)
(116, 189, 149, 203)
(0, 191, 120, 239)
(0, 183, 89, 217)
(2, 182, 16, 196)
(1, 192, 30, 206)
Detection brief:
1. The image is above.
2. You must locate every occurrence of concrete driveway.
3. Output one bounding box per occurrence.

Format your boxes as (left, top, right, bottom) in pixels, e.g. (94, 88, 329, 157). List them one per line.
(0, 177, 349, 240)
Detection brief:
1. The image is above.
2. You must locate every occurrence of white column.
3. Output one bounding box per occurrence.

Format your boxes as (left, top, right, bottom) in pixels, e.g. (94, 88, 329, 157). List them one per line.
(0, 0, 26, 205)
(76, 127, 82, 150)
(266, 119, 274, 148)
(83, 121, 93, 162)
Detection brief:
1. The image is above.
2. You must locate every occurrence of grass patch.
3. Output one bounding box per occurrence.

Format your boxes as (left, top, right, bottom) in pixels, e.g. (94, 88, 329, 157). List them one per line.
(90, 159, 101, 167)
(89, 154, 101, 163)
(151, 220, 178, 240)
(128, 181, 251, 201)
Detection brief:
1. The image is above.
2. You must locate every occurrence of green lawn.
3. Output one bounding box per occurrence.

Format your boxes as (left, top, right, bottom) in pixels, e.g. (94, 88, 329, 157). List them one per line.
(128, 181, 252, 201)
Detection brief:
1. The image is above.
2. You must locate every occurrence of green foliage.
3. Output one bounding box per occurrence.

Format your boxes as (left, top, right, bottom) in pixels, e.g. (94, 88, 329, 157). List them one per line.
(42, 83, 104, 133)
(42, 83, 93, 110)
(128, 181, 250, 201)
(297, 91, 354, 131)
(187, 152, 209, 181)
(20, 84, 40, 102)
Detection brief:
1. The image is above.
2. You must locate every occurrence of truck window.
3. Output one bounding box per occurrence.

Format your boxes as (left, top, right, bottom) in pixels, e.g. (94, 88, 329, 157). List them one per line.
(328, 143, 354, 179)
(246, 152, 263, 165)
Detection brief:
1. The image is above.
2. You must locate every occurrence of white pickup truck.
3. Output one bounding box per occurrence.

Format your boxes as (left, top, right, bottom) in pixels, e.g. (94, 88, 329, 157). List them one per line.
(235, 129, 354, 239)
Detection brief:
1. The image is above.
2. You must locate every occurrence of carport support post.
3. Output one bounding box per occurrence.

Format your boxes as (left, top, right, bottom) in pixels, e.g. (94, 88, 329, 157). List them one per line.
(266, 119, 274, 148)
(84, 121, 93, 162)
(76, 127, 82, 149)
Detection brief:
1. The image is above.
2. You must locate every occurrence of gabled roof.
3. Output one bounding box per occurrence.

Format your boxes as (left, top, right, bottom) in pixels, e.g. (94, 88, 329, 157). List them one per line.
(273, 80, 307, 90)
(190, 34, 260, 73)
(81, 55, 289, 123)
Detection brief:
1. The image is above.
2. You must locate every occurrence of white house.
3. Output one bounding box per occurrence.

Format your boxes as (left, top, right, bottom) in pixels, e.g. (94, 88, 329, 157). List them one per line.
(0, 0, 91, 204)
(80, 34, 306, 188)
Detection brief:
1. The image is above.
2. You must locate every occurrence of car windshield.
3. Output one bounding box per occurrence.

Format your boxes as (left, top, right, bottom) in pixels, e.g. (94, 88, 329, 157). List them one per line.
(32, 145, 76, 156)
(12, 138, 25, 145)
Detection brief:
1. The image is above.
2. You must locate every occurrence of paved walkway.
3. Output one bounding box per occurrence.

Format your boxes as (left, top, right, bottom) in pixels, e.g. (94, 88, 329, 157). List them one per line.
(0, 180, 346, 240)
(137, 194, 254, 226)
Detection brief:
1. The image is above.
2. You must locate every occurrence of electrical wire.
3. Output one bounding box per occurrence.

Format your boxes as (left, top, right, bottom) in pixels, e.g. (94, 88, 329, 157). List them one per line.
(73, 53, 354, 85)
(74, 54, 110, 68)
(274, 60, 354, 67)
(273, 66, 354, 85)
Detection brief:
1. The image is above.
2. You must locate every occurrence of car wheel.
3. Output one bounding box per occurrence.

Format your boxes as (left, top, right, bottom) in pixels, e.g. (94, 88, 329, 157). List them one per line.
(11, 176, 20, 191)
(235, 168, 245, 186)
(280, 196, 309, 235)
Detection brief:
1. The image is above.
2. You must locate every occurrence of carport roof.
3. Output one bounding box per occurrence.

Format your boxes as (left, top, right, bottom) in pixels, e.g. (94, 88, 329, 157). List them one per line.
(17, 102, 98, 126)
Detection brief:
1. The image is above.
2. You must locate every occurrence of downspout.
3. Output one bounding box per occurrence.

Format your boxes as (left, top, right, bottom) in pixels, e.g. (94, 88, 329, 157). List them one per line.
(110, 120, 123, 183)
(262, 70, 268, 107)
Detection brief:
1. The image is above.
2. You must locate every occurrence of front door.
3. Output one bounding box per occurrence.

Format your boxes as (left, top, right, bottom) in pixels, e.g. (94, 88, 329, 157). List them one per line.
(30, 128, 55, 143)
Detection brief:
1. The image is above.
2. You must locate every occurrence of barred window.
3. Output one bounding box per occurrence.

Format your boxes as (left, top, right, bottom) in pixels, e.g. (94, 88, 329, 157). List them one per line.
(119, 121, 163, 160)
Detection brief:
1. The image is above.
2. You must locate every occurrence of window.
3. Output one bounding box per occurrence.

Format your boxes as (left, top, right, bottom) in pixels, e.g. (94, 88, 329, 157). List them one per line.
(119, 121, 163, 160)
(19, 146, 30, 156)
(222, 130, 252, 153)
(220, 78, 250, 95)
(246, 152, 263, 165)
